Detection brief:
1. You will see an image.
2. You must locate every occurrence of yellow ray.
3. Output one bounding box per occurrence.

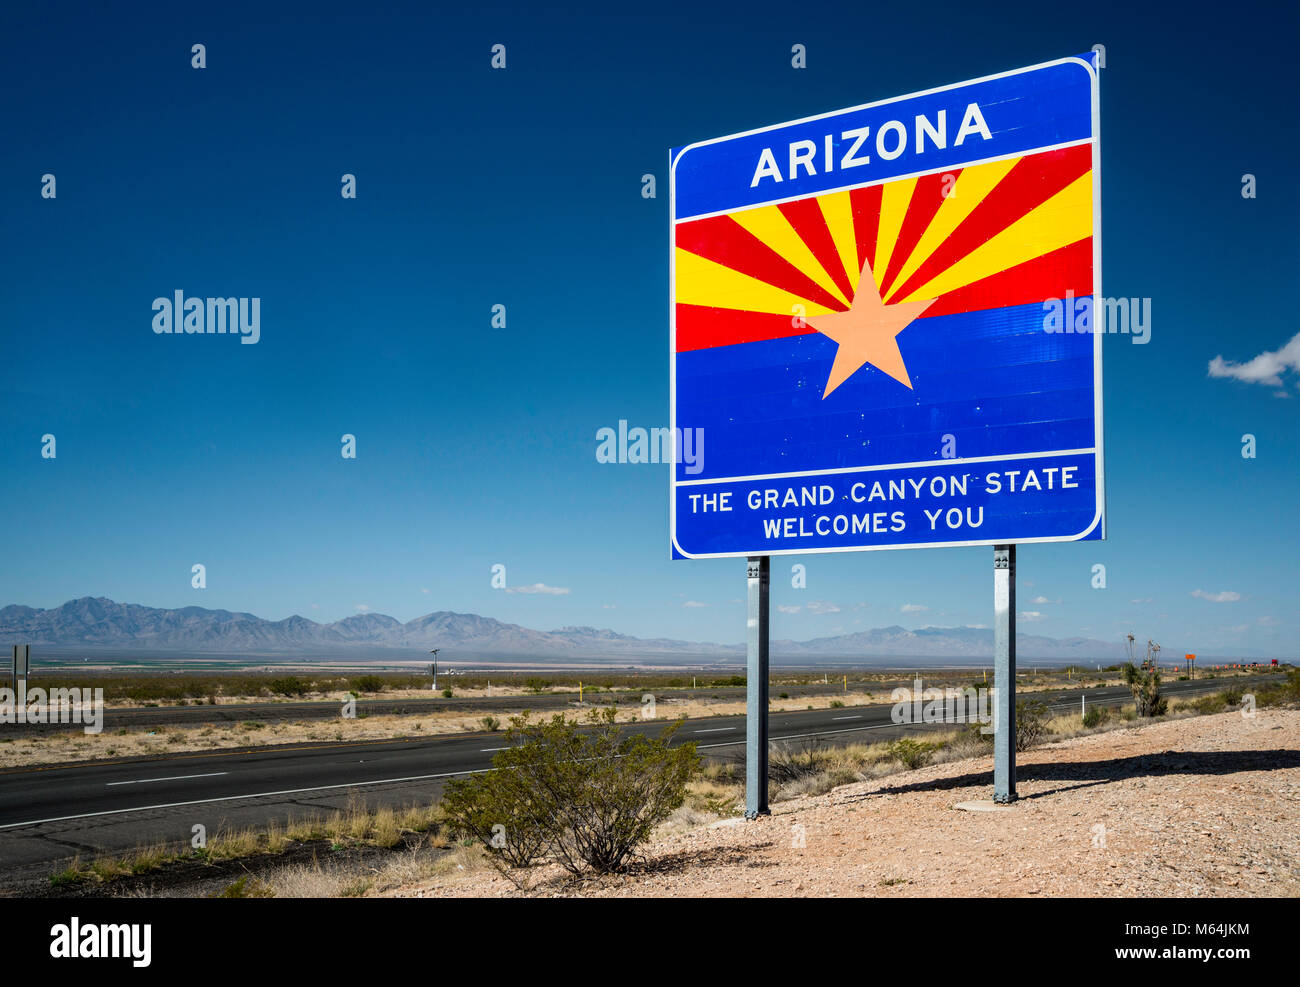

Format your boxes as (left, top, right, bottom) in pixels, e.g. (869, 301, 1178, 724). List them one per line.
(675, 247, 841, 317)
(816, 189, 859, 298)
(882, 157, 1021, 303)
(871, 176, 917, 289)
(730, 205, 850, 308)
(895, 171, 1093, 303)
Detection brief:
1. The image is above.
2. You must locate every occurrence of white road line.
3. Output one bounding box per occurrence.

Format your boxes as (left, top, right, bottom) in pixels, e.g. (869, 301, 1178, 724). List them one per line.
(831, 715, 861, 721)
(106, 772, 228, 787)
(480, 747, 508, 752)
(694, 727, 735, 734)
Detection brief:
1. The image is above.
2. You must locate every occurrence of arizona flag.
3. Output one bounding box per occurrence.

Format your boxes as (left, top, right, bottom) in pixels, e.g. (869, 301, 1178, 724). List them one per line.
(670, 56, 1103, 558)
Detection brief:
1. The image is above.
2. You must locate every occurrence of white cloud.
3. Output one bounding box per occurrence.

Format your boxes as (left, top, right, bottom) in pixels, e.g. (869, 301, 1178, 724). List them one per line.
(355, 604, 371, 613)
(506, 583, 571, 595)
(682, 600, 708, 608)
(1018, 610, 1046, 622)
(1030, 595, 1051, 604)
(900, 603, 928, 613)
(602, 603, 616, 609)
(420, 587, 430, 594)
(806, 600, 841, 615)
(1258, 615, 1281, 626)
(1208, 331, 1300, 388)
(777, 604, 802, 615)
(1130, 597, 1152, 604)
(1190, 589, 1242, 603)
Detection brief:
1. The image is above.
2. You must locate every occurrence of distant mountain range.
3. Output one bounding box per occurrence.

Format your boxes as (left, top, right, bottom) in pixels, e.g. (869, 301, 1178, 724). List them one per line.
(0, 597, 1141, 663)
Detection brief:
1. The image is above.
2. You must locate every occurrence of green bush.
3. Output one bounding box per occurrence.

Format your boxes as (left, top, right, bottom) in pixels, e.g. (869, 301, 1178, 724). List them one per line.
(1121, 663, 1167, 717)
(352, 675, 385, 693)
(524, 678, 552, 693)
(442, 708, 699, 875)
(887, 738, 936, 769)
(269, 676, 308, 696)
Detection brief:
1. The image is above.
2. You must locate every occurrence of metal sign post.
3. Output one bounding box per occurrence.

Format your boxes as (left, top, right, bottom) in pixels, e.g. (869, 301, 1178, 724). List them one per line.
(745, 556, 770, 818)
(993, 546, 1017, 803)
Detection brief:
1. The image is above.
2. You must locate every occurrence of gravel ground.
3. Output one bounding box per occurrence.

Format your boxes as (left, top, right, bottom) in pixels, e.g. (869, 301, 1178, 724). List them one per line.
(387, 708, 1300, 898)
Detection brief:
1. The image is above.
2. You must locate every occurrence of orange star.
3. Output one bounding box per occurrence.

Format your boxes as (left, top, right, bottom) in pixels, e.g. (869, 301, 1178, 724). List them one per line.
(809, 259, 936, 398)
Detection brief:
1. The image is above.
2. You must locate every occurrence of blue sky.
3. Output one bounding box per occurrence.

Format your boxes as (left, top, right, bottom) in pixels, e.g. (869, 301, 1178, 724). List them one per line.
(1, 1, 1295, 656)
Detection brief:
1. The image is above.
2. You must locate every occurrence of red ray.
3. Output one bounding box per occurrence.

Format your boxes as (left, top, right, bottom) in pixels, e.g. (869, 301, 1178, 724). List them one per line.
(676, 214, 848, 314)
(675, 303, 812, 352)
(877, 170, 960, 299)
(886, 144, 1092, 304)
(849, 184, 883, 296)
(776, 198, 856, 303)
(921, 237, 1093, 318)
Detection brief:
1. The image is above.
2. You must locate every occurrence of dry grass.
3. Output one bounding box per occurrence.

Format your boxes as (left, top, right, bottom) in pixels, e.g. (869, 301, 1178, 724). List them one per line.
(48, 796, 445, 890)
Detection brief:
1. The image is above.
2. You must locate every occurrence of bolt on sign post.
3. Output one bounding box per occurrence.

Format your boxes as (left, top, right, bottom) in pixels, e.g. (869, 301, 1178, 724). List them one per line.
(671, 54, 1104, 811)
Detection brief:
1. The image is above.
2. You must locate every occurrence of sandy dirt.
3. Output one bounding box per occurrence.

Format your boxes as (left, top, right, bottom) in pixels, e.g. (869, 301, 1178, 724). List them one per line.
(386, 708, 1300, 898)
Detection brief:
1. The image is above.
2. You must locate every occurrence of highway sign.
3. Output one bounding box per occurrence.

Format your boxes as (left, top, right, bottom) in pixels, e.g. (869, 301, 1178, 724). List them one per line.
(670, 55, 1103, 558)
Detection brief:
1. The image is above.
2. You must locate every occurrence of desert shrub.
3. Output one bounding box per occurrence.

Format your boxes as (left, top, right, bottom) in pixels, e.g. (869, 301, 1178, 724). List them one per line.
(1121, 663, 1168, 717)
(524, 678, 552, 693)
(1253, 669, 1300, 710)
(352, 675, 385, 694)
(441, 708, 699, 875)
(1015, 698, 1050, 751)
(768, 739, 837, 786)
(1081, 705, 1104, 728)
(887, 738, 937, 769)
(958, 720, 995, 749)
(480, 716, 501, 732)
(269, 676, 308, 696)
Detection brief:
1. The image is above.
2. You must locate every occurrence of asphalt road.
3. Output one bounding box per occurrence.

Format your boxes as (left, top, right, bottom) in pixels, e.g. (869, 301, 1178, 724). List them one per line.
(10, 680, 902, 730)
(0, 675, 1271, 884)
